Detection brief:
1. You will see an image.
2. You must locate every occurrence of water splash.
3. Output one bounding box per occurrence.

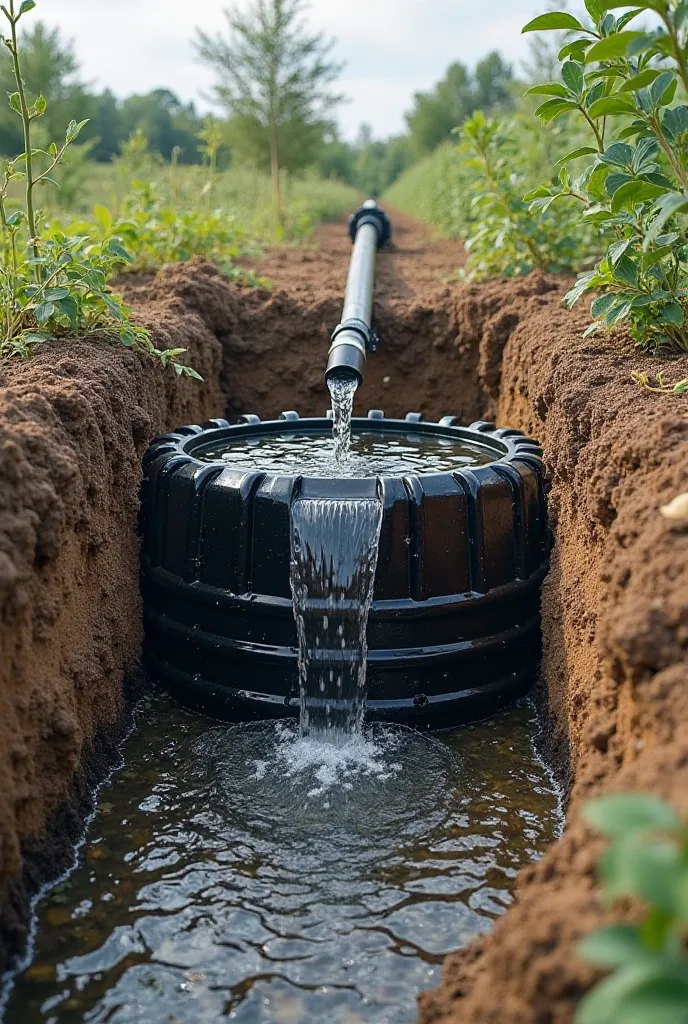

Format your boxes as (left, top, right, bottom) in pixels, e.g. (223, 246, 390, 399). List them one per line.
(327, 372, 358, 461)
(290, 497, 382, 742)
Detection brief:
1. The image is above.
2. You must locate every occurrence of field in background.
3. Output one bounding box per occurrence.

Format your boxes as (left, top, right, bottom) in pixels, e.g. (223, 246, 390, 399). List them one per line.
(383, 143, 468, 240)
(35, 160, 361, 248)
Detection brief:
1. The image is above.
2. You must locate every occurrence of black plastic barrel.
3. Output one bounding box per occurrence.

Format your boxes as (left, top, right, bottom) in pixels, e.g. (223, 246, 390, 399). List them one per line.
(140, 413, 549, 729)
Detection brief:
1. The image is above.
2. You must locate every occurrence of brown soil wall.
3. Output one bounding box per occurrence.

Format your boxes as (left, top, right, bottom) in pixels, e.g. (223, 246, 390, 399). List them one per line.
(419, 277, 688, 1024)
(0, 215, 686, 1019)
(0, 266, 224, 971)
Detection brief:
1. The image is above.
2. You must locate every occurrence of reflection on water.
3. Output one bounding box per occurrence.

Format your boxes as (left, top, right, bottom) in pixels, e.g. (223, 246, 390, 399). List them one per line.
(195, 429, 496, 478)
(4, 693, 562, 1024)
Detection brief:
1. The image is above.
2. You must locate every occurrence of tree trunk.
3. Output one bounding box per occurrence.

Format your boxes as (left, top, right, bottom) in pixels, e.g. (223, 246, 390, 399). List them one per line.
(269, 124, 282, 230)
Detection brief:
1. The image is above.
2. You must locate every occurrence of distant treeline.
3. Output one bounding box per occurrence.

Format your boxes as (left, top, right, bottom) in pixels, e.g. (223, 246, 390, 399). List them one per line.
(0, 23, 515, 194)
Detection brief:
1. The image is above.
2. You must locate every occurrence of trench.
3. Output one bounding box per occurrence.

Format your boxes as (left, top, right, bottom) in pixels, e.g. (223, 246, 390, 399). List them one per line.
(3, 236, 683, 1024)
(1, 276, 569, 1024)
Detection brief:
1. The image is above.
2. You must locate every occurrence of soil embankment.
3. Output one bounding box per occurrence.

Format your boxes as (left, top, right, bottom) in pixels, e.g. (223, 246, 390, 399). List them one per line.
(0, 210, 686, 1021)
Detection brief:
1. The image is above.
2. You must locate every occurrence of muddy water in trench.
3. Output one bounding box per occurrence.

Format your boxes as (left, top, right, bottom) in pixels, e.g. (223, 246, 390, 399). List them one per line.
(5, 694, 561, 1024)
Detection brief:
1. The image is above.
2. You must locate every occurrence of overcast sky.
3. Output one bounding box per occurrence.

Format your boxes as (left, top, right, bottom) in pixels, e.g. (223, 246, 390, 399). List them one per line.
(47, 0, 549, 139)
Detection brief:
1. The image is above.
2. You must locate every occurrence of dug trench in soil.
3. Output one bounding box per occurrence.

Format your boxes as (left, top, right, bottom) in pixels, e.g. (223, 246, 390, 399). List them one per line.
(0, 211, 686, 1022)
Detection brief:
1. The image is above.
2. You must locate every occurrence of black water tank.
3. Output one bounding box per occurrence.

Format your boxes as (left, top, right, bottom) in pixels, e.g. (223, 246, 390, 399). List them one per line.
(139, 413, 548, 729)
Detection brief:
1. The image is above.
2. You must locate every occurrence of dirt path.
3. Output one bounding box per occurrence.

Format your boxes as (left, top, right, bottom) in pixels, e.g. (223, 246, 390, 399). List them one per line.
(239, 209, 464, 304)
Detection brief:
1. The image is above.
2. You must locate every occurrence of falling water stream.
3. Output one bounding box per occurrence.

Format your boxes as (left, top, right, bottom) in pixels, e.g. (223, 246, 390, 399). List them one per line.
(291, 498, 382, 740)
(327, 373, 359, 462)
(2, 379, 564, 1023)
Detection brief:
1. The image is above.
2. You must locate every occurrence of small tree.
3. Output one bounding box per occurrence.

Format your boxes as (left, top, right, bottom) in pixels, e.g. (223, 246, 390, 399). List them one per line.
(195, 0, 343, 227)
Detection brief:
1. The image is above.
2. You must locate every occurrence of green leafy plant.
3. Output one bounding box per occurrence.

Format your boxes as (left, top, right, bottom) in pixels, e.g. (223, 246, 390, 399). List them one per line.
(577, 792, 688, 1024)
(0, 0, 199, 377)
(64, 180, 267, 286)
(458, 111, 598, 278)
(523, 0, 688, 353)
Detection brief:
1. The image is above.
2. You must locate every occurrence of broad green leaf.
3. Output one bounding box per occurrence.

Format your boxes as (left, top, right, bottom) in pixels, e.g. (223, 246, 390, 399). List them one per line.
(611, 180, 668, 213)
(614, 975, 688, 1024)
(595, 0, 665, 10)
(619, 69, 662, 92)
(19, 0, 37, 12)
(556, 146, 598, 164)
(662, 105, 688, 145)
(627, 32, 666, 57)
(659, 303, 684, 326)
(588, 163, 612, 199)
(106, 239, 130, 261)
(601, 834, 682, 912)
(585, 32, 645, 62)
(644, 193, 688, 248)
(57, 296, 78, 324)
(92, 203, 112, 235)
(605, 171, 634, 194)
(564, 271, 597, 307)
(641, 245, 674, 269)
(559, 38, 592, 60)
(649, 71, 677, 109)
(605, 299, 633, 324)
(34, 94, 46, 115)
(578, 924, 648, 968)
(534, 98, 579, 123)
(43, 287, 69, 301)
(576, 964, 688, 1024)
(34, 301, 56, 324)
(523, 12, 587, 32)
(608, 238, 633, 265)
(585, 81, 607, 109)
(585, 0, 605, 16)
(523, 185, 553, 201)
(617, 8, 644, 29)
(600, 142, 634, 168)
(562, 60, 585, 98)
(583, 794, 681, 838)
(616, 119, 652, 140)
(8, 92, 21, 115)
(591, 292, 619, 317)
(588, 95, 636, 118)
(526, 83, 569, 97)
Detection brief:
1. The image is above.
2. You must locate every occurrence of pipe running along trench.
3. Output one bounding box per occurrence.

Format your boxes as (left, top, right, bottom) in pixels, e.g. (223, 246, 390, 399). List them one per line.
(325, 199, 392, 386)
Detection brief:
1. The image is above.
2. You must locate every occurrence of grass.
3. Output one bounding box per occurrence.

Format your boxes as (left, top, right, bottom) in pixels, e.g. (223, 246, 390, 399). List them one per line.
(38, 159, 361, 246)
(383, 143, 469, 239)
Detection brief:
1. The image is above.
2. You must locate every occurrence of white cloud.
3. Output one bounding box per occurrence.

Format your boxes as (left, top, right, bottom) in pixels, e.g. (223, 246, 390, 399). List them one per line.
(43, 0, 544, 137)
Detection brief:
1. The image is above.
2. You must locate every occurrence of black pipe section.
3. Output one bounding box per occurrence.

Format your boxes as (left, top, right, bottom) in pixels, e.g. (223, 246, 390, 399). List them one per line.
(325, 200, 392, 386)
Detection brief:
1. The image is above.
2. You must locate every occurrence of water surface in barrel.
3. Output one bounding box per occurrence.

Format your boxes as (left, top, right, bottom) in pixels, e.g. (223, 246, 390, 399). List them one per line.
(197, 428, 495, 477)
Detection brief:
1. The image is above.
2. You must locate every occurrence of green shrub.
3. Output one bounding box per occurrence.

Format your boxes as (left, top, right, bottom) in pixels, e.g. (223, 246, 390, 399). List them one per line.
(61, 181, 266, 285)
(0, 0, 198, 377)
(577, 792, 688, 1024)
(523, 0, 688, 354)
(459, 111, 598, 278)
